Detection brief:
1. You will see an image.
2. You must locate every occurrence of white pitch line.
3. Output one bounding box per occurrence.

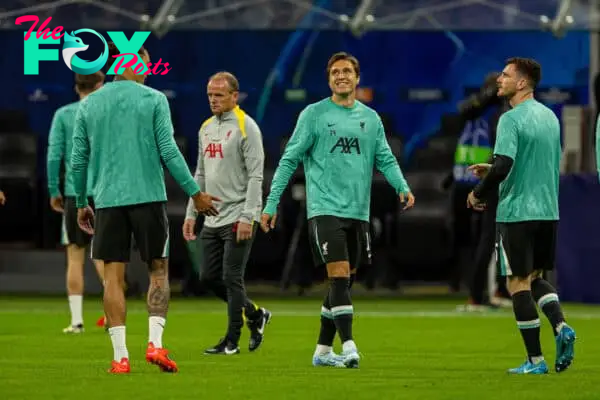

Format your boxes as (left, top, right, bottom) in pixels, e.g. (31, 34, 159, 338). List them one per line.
(1, 308, 600, 319)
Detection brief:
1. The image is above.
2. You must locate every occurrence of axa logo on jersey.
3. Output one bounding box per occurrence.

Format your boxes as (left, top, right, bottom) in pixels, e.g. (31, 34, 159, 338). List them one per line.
(15, 15, 172, 76)
(204, 143, 224, 159)
(330, 137, 361, 154)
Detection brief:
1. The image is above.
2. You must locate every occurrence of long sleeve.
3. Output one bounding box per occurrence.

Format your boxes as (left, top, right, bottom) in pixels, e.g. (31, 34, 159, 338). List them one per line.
(239, 118, 265, 224)
(154, 94, 200, 197)
(71, 103, 90, 208)
(263, 106, 315, 216)
(374, 118, 410, 194)
(473, 154, 514, 199)
(185, 130, 206, 219)
(47, 110, 65, 198)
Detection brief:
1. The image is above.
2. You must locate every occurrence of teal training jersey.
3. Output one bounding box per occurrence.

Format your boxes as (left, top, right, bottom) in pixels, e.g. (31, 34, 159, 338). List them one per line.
(493, 99, 561, 222)
(46, 101, 94, 198)
(264, 98, 410, 222)
(71, 80, 199, 209)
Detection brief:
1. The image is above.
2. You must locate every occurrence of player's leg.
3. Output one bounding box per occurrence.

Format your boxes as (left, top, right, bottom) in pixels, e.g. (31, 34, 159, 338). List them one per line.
(92, 207, 131, 373)
(317, 217, 359, 368)
(530, 221, 575, 373)
(64, 244, 86, 333)
(497, 222, 547, 374)
(305, 217, 343, 367)
(214, 223, 268, 354)
(92, 257, 109, 330)
(198, 226, 228, 303)
(223, 223, 271, 352)
(130, 202, 178, 372)
(62, 197, 94, 333)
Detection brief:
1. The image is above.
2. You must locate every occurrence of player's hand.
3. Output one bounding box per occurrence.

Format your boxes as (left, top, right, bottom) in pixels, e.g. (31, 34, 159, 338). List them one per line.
(260, 213, 277, 233)
(236, 221, 253, 242)
(0, 190, 5, 206)
(192, 192, 221, 216)
(466, 191, 486, 211)
(50, 195, 64, 213)
(77, 206, 95, 235)
(399, 192, 415, 210)
(467, 163, 492, 179)
(182, 217, 196, 241)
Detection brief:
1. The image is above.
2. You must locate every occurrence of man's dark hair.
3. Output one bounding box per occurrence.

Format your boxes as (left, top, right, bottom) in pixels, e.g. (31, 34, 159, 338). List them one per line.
(104, 42, 147, 73)
(326, 52, 360, 77)
(209, 71, 239, 92)
(75, 71, 105, 92)
(506, 57, 541, 89)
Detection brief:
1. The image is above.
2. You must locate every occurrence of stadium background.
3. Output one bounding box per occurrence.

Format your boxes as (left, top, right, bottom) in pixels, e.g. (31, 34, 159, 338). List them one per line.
(3, 2, 600, 398)
(0, 0, 598, 303)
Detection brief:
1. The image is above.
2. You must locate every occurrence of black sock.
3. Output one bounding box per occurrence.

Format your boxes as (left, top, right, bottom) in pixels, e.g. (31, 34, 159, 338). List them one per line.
(329, 277, 353, 343)
(317, 292, 336, 347)
(512, 290, 543, 360)
(531, 278, 565, 336)
(349, 274, 356, 289)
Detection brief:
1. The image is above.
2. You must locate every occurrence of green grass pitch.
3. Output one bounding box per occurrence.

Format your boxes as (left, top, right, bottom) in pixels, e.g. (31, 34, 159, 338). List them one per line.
(0, 297, 598, 400)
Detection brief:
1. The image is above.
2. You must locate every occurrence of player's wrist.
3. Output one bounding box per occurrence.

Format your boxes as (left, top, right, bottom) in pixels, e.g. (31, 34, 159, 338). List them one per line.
(75, 196, 88, 209)
(262, 203, 277, 216)
(50, 189, 61, 198)
(238, 216, 253, 224)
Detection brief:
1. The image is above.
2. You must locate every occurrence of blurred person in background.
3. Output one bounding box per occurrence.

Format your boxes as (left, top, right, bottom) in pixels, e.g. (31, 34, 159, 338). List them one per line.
(261, 52, 414, 368)
(183, 71, 272, 355)
(46, 72, 106, 333)
(446, 73, 497, 294)
(71, 43, 218, 374)
(0, 190, 5, 205)
(445, 72, 511, 308)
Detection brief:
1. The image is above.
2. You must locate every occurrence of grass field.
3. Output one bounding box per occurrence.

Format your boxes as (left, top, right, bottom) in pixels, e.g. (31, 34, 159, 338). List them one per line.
(1, 296, 598, 400)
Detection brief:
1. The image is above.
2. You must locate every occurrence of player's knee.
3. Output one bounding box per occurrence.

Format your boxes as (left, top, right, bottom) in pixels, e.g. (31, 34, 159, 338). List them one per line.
(222, 270, 242, 289)
(506, 275, 531, 295)
(326, 261, 350, 278)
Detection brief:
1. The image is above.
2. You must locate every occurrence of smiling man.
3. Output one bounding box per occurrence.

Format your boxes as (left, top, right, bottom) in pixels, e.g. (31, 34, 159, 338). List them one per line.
(183, 72, 272, 355)
(261, 52, 415, 368)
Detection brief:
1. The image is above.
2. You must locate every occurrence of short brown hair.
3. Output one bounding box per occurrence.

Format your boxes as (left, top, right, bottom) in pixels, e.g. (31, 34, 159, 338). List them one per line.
(326, 52, 360, 77)
(506, 57, 541, 89)
(209, 71, 239, 92)
(75, 71, 104, 92)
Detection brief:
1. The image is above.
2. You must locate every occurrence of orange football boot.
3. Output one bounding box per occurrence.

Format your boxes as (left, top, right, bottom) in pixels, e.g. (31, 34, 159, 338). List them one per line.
(146, 343, 178, 373)
(96, 316, 106, 328)
(108, 358, 130, 374)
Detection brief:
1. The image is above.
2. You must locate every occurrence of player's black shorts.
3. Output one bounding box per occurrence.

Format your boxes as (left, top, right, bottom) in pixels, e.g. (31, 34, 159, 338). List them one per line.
(62, 196, 93, 247)
(92, 201, 169, 263)
(307, 215, 371, 269)
(495, 220, 558, 278)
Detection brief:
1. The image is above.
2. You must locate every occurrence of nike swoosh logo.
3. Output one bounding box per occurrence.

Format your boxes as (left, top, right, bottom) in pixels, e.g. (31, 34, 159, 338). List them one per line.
(327, 123, 335, 127)
(224, 347, 238, 355)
